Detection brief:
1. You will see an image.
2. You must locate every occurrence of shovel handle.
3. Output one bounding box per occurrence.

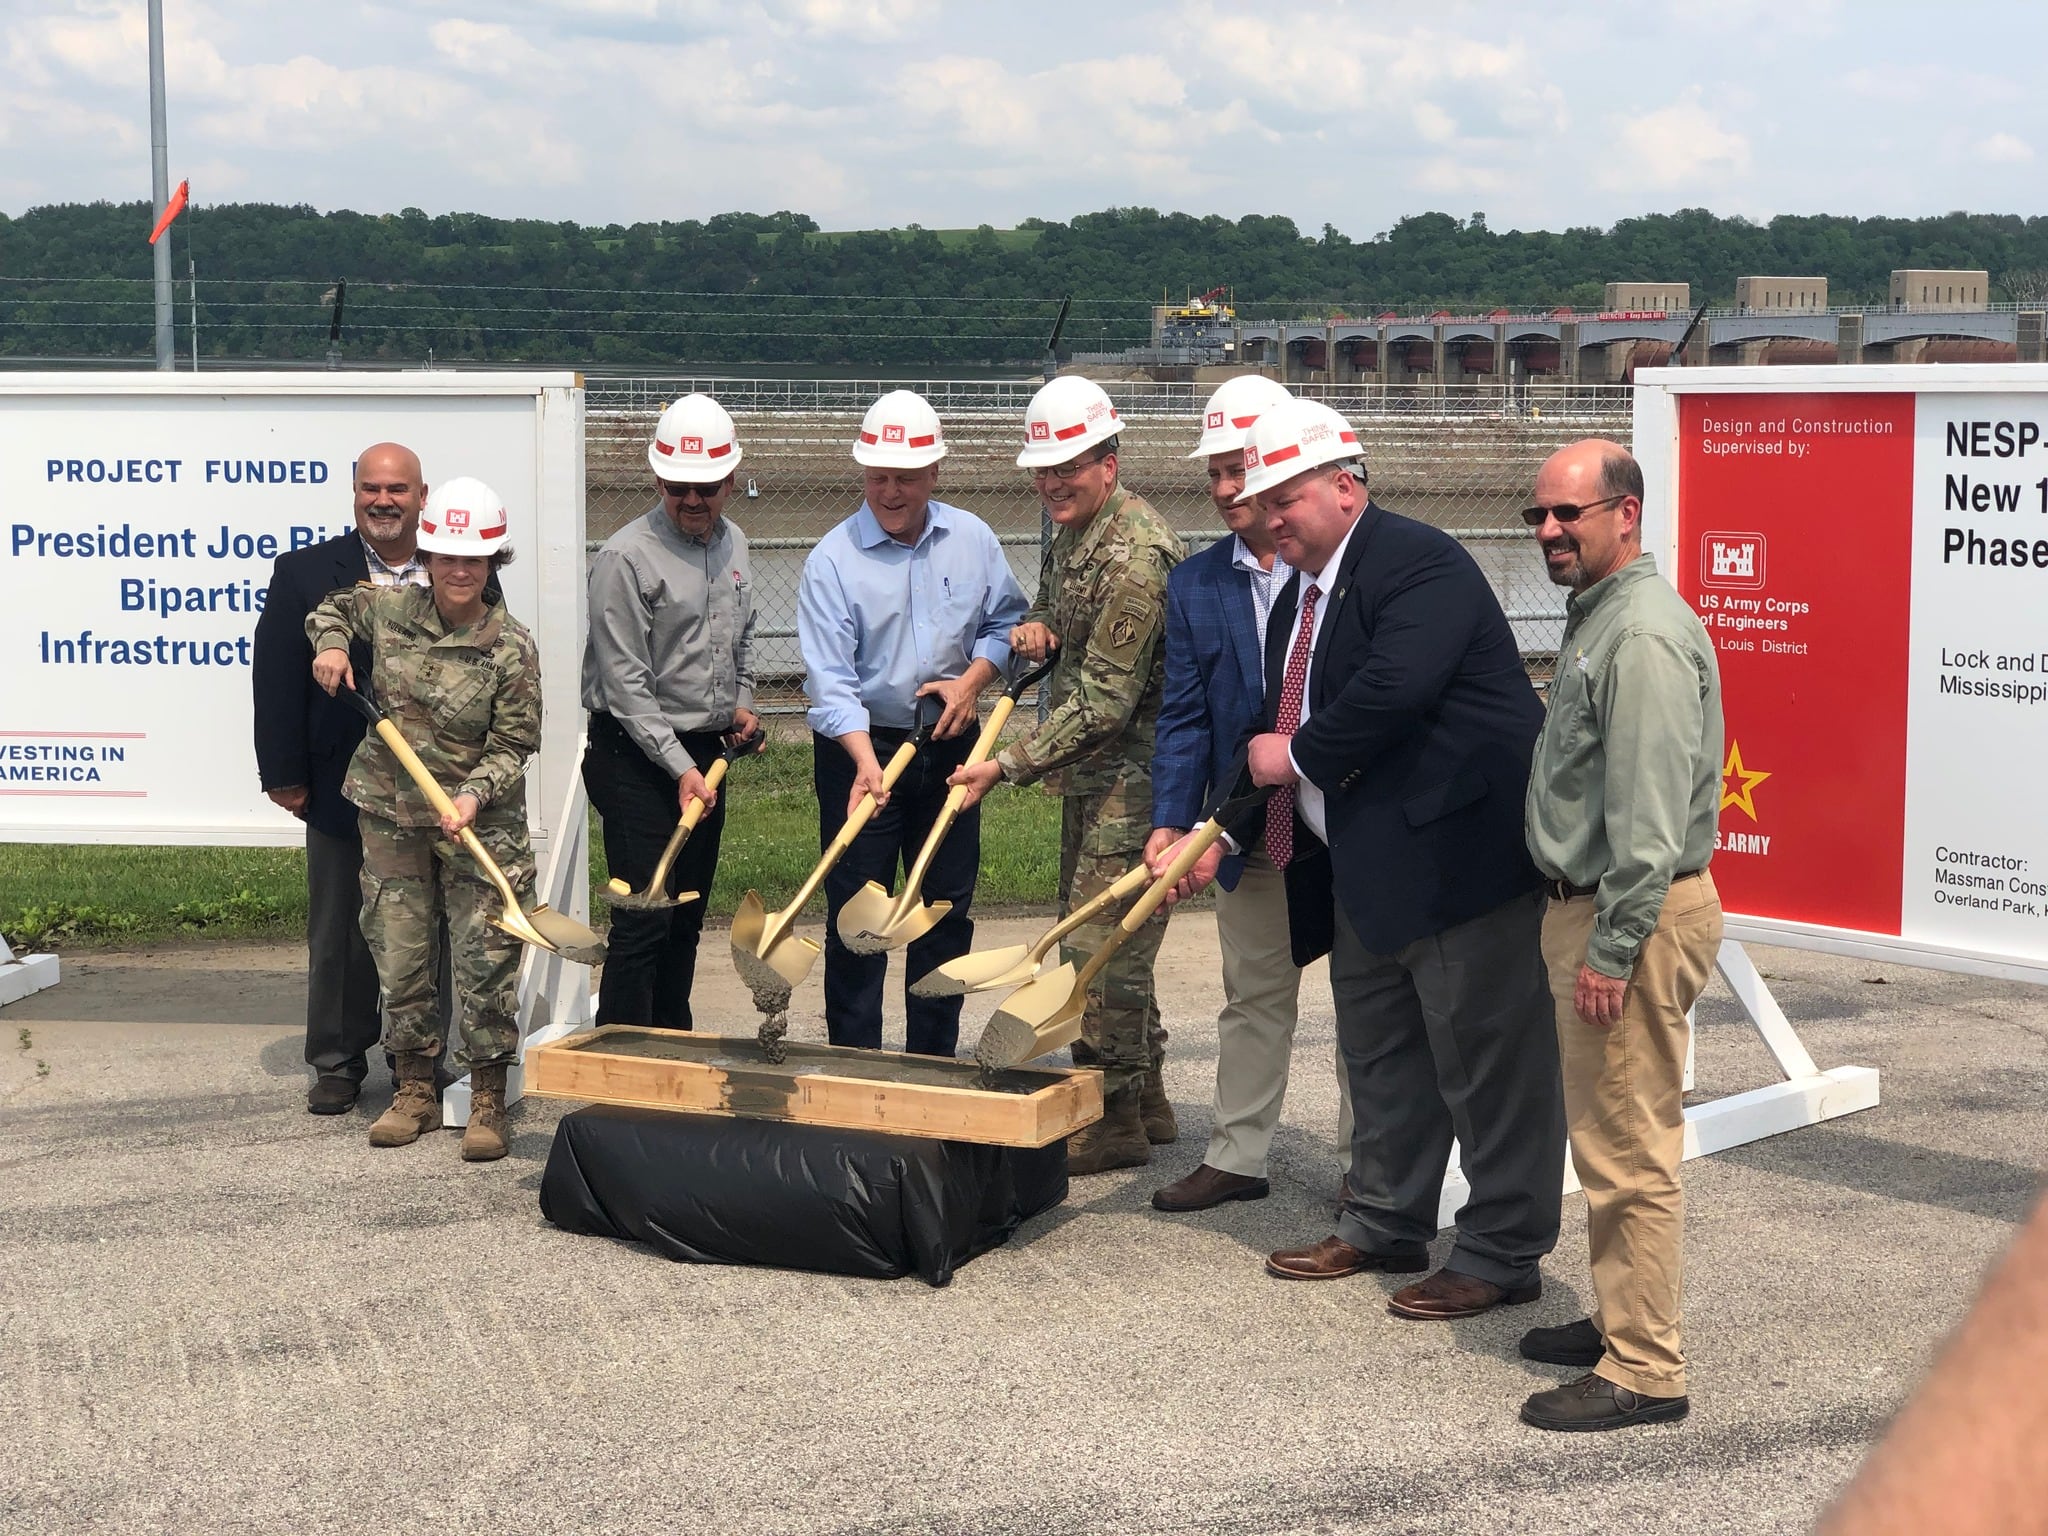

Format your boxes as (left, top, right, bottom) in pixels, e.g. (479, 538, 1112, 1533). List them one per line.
(1122, 816, 1230, 932)
(1030, 860, 1154, 962)
(771, 734, 922, 932)
(886, 692, 1019, 917)
(369, 717, 522, 909)
(1070, 817, 1229, 994)
(646, 754, 731, 894)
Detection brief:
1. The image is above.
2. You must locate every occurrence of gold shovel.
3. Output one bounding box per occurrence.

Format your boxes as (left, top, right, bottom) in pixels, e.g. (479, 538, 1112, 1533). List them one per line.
(599, 729, 761, 913)
(908, 860, 1152, 998)
(836, 656, 1055, 956)
(340, 685, 606, 965)
(972, 783, 1271, 1069)
(729, 700, 941, 1013)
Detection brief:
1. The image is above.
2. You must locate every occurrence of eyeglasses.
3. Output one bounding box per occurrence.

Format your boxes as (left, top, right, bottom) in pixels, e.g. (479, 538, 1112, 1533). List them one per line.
(1517, 493, 1626, 527)
(659, 479, 724, 501)
(1030, 452, 1110, 482)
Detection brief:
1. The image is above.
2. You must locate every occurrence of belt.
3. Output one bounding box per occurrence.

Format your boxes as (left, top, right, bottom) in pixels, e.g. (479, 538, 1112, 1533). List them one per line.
(1545, 869, 1702, 902)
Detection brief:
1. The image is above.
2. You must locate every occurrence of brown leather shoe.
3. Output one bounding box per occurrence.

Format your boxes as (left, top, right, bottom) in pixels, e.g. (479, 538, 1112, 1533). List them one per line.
(1152, 1164, 1269, 1212)
(1387, 1267, 1542, 1319)
(1265, 1235, 1428, 1281)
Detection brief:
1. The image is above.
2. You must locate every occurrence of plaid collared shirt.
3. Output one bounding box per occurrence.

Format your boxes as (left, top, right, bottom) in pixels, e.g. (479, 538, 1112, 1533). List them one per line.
(362, 539, 429, 588)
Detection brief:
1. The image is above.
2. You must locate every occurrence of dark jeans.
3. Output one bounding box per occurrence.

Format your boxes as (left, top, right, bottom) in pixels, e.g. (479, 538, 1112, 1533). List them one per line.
(583, 712, 730, 1031)
(814, 728, 979, 1057)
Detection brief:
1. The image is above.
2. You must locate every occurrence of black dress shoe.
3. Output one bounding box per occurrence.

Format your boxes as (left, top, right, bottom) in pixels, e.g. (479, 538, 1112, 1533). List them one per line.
(1520, 1373, 1689, 1432)
(307, 1077, 361, 1115)
(1520, 1316, 1605, 1366)
(1152, 1164, 1270, 1212)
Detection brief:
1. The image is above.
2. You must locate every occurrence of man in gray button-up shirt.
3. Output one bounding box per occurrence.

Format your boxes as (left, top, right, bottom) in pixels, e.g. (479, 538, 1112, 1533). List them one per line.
(1519, 437, 1724, 1435)
(581, 393, 760, 1032)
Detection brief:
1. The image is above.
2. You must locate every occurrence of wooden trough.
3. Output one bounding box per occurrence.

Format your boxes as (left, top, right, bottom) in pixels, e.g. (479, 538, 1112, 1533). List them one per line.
(525, 1027, 1103, 1149)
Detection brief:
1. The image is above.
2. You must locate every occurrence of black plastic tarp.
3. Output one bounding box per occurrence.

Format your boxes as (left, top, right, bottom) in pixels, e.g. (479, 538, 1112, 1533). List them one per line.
(539, 1106, 1069, 1287)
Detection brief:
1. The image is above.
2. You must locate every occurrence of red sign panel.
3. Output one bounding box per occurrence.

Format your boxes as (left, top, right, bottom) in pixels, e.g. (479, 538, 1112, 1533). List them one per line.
(1675, 393, 1916, 935)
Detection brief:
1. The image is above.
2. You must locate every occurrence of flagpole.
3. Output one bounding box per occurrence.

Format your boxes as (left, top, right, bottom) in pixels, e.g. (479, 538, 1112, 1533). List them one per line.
(148, 0, 173, 370)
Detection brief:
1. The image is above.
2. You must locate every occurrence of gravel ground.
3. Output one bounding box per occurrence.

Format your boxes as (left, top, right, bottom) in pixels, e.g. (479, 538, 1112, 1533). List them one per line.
(2, 919, 2040, 1535)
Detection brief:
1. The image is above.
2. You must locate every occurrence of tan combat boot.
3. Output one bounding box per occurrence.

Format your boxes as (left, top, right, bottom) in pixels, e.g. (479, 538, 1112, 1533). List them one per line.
(460, 1063, 510, 1163)
(369, 1051, 443, 1147)
(1139, 1065, 1178, 1145)
(1066, 1084, 1151, 1176)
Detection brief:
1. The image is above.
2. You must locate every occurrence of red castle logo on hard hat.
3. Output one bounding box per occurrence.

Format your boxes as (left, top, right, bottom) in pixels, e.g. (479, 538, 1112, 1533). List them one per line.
(444, 508, 471, 529)
(1029, 421, 1050, 441)
(680, 436, 704, 454)
(1207, 410, 1225, 430)
(883, 424, 906, 443)
(1244, 445, 1261, 468)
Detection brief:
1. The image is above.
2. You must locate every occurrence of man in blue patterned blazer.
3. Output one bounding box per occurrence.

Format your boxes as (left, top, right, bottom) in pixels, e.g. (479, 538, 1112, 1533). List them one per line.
(1145, 376, 1352, 1213)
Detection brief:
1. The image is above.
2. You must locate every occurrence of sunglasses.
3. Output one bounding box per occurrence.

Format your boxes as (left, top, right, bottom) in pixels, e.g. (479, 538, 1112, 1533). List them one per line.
(659, 478, 726, 501)
(1518, 493, 1625, 527)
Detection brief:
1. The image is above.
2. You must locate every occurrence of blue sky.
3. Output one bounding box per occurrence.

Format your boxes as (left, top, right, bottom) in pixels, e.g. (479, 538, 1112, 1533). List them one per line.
(3, 0, 2041, 234)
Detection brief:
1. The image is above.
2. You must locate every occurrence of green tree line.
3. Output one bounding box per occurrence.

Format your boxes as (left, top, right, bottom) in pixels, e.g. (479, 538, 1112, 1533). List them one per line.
(5, 201, 2047, 368)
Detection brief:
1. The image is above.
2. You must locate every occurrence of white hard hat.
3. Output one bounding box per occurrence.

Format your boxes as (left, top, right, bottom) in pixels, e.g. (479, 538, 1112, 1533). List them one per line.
(416, 476, 512, 556)
(1187, 375, 1294, 458)
(1234, 399, 1364, 503)
(647, 393, 743, 481)
(853, 389, 946, 469)
(1016, 375, 1124, 468)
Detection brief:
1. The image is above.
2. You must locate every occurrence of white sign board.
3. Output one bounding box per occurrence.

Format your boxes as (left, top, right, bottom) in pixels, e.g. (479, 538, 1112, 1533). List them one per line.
(0, 372, 587, 857)
(1636, 363, 2048, 983)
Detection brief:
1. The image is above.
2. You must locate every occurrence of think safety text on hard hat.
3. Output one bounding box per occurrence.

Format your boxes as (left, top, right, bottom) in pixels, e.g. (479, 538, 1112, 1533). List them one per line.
(1017, 375, 1124, 468)
(1234, 398, 1363, 503)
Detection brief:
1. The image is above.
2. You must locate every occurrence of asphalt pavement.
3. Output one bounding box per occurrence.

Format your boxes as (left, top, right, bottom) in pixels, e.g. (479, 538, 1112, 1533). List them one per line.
(2, 919, 2041, 1535)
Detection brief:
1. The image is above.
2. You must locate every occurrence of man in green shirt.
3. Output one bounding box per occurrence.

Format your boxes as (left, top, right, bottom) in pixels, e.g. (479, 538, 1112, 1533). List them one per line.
(1518, 438, 1725, 1433)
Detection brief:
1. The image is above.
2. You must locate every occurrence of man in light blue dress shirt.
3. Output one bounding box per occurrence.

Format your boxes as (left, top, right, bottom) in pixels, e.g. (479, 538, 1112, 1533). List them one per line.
(796, 390, 1029, 1056)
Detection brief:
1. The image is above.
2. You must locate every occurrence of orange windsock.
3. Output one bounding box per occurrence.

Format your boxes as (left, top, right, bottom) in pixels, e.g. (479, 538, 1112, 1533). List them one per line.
(148, 180, 189, 245)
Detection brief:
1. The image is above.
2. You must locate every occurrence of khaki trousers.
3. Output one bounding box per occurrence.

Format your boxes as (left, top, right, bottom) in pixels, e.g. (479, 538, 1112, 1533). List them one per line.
(1207, 847, 1353, 1177)
(1541, 871, 1723, 1398)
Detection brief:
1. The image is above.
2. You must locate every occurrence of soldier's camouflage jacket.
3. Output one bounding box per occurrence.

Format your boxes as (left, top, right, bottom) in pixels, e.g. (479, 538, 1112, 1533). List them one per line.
(997, 485, 1185, 796)
(306, 583, 542, 830)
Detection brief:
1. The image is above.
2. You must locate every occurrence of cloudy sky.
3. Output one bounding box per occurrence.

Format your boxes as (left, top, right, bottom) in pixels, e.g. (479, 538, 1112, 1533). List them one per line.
(3, 0, 2041, 235)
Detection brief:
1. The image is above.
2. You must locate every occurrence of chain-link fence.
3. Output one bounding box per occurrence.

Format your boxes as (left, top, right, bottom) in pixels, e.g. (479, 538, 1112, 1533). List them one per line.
(585, 379, 1635, 712)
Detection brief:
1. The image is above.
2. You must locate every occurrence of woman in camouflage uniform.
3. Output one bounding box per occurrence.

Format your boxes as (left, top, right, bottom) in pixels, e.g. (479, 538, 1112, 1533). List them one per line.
(307, 477, 542, 1162)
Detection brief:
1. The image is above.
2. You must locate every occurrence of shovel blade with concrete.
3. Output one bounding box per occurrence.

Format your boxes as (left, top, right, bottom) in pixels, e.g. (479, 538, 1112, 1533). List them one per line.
(601, 730, 761, 912)
(339, 685, 606, 966)
(908, 860, 1152, 998)
(972, 782, 1271, 1068)
(837, 656, 1054, 956)
(730, 699, 940, 1012)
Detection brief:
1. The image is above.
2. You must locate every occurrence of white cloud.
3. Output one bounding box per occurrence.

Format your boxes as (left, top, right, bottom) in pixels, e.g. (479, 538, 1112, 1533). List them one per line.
(1599, 90, 1751, 191)
(1977, 132, 2034, 164)
(429, 19, 552, 78)
(770, 0, 937, 37)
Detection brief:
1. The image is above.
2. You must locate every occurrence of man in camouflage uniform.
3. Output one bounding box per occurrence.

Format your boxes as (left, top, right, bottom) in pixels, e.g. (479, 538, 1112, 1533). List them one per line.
(952, 376, 1186, 1173)
(308, 477, 542, 1161)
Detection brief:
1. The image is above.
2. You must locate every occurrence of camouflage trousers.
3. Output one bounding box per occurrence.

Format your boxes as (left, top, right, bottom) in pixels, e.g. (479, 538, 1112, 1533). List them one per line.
(1057, 782, 1169, 1094)
(357, 812, 533, 1070)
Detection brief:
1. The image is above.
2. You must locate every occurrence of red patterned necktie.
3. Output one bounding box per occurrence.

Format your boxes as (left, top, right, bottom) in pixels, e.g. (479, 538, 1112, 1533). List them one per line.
(1265, 582, 1320, 868)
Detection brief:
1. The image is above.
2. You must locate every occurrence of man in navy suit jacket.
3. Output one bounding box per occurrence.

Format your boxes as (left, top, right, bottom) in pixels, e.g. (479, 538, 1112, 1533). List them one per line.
(1146, 377, 1351, 1214)
(252, 443, 449, 1114)
(1236, 400, 1565, 1322)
